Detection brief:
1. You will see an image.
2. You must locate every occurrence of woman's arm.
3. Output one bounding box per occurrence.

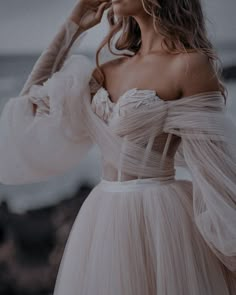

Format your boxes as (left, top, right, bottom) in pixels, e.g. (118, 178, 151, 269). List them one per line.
(163, 56, 236, 271)
(0, 1, 111, 184)
(20, 20, 85, 98)
(20, 0, 111, 97)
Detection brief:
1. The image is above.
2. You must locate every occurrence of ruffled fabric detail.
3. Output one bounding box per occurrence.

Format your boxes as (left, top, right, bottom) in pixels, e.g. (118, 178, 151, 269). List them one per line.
(91, 87, 162, 123)
(28, 84, 50, 116)
(91, 87, 115, 123)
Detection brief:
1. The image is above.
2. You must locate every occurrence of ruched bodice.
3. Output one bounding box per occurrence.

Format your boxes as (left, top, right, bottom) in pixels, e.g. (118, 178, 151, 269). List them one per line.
(90, 77, 181, 181)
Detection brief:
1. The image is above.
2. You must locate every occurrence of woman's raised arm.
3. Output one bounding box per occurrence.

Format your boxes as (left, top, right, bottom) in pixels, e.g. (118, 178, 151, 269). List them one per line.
(0, 0, 111, 185)
(20, 0, 111, 96)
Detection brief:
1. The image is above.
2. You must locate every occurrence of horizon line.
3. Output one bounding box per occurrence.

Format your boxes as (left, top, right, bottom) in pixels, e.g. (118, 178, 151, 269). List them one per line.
(0, 41, 236, 57)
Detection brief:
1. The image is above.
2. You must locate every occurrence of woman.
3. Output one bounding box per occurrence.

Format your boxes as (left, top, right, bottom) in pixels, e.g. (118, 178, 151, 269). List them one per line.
(0, 0, 235, 294)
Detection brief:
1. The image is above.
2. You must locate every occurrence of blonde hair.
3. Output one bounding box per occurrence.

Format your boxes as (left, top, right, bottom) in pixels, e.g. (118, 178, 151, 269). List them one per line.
(95, 0, 227, 101)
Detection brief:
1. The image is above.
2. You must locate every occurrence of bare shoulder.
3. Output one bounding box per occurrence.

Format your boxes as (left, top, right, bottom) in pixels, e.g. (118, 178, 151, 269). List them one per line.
(91, 56, 128, 84)
(173, 51, 221, 97)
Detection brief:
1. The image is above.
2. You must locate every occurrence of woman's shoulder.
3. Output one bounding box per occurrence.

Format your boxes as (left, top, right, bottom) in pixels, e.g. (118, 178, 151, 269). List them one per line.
(89, 56, 128, 97)
(173, 51, 214, 75)
(91, 56, 129, 84)
(172, 51, 221, 97)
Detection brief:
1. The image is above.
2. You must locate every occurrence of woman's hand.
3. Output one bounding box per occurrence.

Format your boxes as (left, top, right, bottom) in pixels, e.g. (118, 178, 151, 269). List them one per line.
(69, 0, 112, 31)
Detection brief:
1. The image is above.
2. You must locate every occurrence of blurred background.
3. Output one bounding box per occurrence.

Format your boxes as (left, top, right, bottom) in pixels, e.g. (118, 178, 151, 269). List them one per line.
(0, 0, 235, 294)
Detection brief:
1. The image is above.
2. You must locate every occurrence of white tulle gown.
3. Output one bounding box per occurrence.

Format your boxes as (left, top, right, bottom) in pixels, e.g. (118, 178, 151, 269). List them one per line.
(0, 19, 235, 295)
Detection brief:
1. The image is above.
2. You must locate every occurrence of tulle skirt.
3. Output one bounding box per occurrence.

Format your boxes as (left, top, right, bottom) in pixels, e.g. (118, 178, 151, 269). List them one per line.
(53, 177, 236, 295)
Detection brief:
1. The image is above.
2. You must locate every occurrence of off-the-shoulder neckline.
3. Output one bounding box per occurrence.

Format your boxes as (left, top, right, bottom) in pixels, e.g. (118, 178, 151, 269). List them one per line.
(99, 85, 223, 106)
(90, 74, 223, 105)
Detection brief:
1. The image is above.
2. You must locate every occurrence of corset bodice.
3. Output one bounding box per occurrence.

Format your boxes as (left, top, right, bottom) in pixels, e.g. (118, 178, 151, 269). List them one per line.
(89, 77, 181, 181)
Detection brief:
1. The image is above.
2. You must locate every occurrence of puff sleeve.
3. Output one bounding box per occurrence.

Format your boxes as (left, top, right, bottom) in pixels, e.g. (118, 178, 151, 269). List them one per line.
(164, 91, 236, 272)
(0, 19, 95, 185)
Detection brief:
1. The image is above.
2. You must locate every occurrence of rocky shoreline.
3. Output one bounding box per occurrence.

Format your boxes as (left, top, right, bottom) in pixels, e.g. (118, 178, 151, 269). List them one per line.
(0, 183, 92, 295)
(222, 65, 236, 81)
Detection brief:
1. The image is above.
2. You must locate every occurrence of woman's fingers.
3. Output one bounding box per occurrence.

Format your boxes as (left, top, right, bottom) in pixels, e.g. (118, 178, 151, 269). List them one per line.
(69, 0, 112, 30)
(95, 1, 111, 21)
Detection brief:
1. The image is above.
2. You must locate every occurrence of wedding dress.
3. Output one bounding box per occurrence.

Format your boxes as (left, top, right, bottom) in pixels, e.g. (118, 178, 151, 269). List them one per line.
(0, 19, 235, 295)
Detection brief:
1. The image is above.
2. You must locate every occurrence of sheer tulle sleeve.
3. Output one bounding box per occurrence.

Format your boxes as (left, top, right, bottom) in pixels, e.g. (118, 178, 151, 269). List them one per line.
(0, 19, 95, 185)
(20, 19, 88, 96)
(164, 91, 236, 272)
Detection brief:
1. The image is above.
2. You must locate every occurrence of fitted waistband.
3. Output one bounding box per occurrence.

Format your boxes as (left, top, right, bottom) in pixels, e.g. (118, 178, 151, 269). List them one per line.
(98, 177, 175, 192)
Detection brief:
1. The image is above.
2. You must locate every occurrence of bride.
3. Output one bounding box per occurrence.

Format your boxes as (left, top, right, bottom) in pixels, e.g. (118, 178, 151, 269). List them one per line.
(0, 0, 235, 294)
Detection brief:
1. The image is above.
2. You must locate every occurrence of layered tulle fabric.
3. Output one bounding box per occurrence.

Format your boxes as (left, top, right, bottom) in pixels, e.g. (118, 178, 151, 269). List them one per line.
(20, 19, 88, 96)
(0, 61, 93, 184)
(78, 74, 236, 273)
(53, 178, 235, 295)
(0, 20, 94, 184)
(163, 93, 236, 271)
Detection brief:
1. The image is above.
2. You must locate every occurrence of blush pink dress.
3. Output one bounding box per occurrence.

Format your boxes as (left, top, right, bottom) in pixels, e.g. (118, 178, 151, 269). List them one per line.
(0, 19, 235, 295)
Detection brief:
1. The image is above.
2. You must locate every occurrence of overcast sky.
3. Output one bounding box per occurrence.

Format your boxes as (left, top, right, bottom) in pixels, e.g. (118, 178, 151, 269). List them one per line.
(0, 0, 235, 54)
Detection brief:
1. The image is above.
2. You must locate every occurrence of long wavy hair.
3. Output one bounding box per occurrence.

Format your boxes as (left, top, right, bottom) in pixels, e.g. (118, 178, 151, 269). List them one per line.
(95, 0, 227, 101)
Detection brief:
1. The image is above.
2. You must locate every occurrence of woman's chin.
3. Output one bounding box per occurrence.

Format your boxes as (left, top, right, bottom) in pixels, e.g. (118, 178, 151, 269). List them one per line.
(112, 0, 144, 17)
(112, 1, 128, 16)
(113, 7, 130, 17)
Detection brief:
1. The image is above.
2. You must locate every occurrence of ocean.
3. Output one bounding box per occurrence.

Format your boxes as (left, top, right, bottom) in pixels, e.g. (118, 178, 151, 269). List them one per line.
(0, 49, 235, 213)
